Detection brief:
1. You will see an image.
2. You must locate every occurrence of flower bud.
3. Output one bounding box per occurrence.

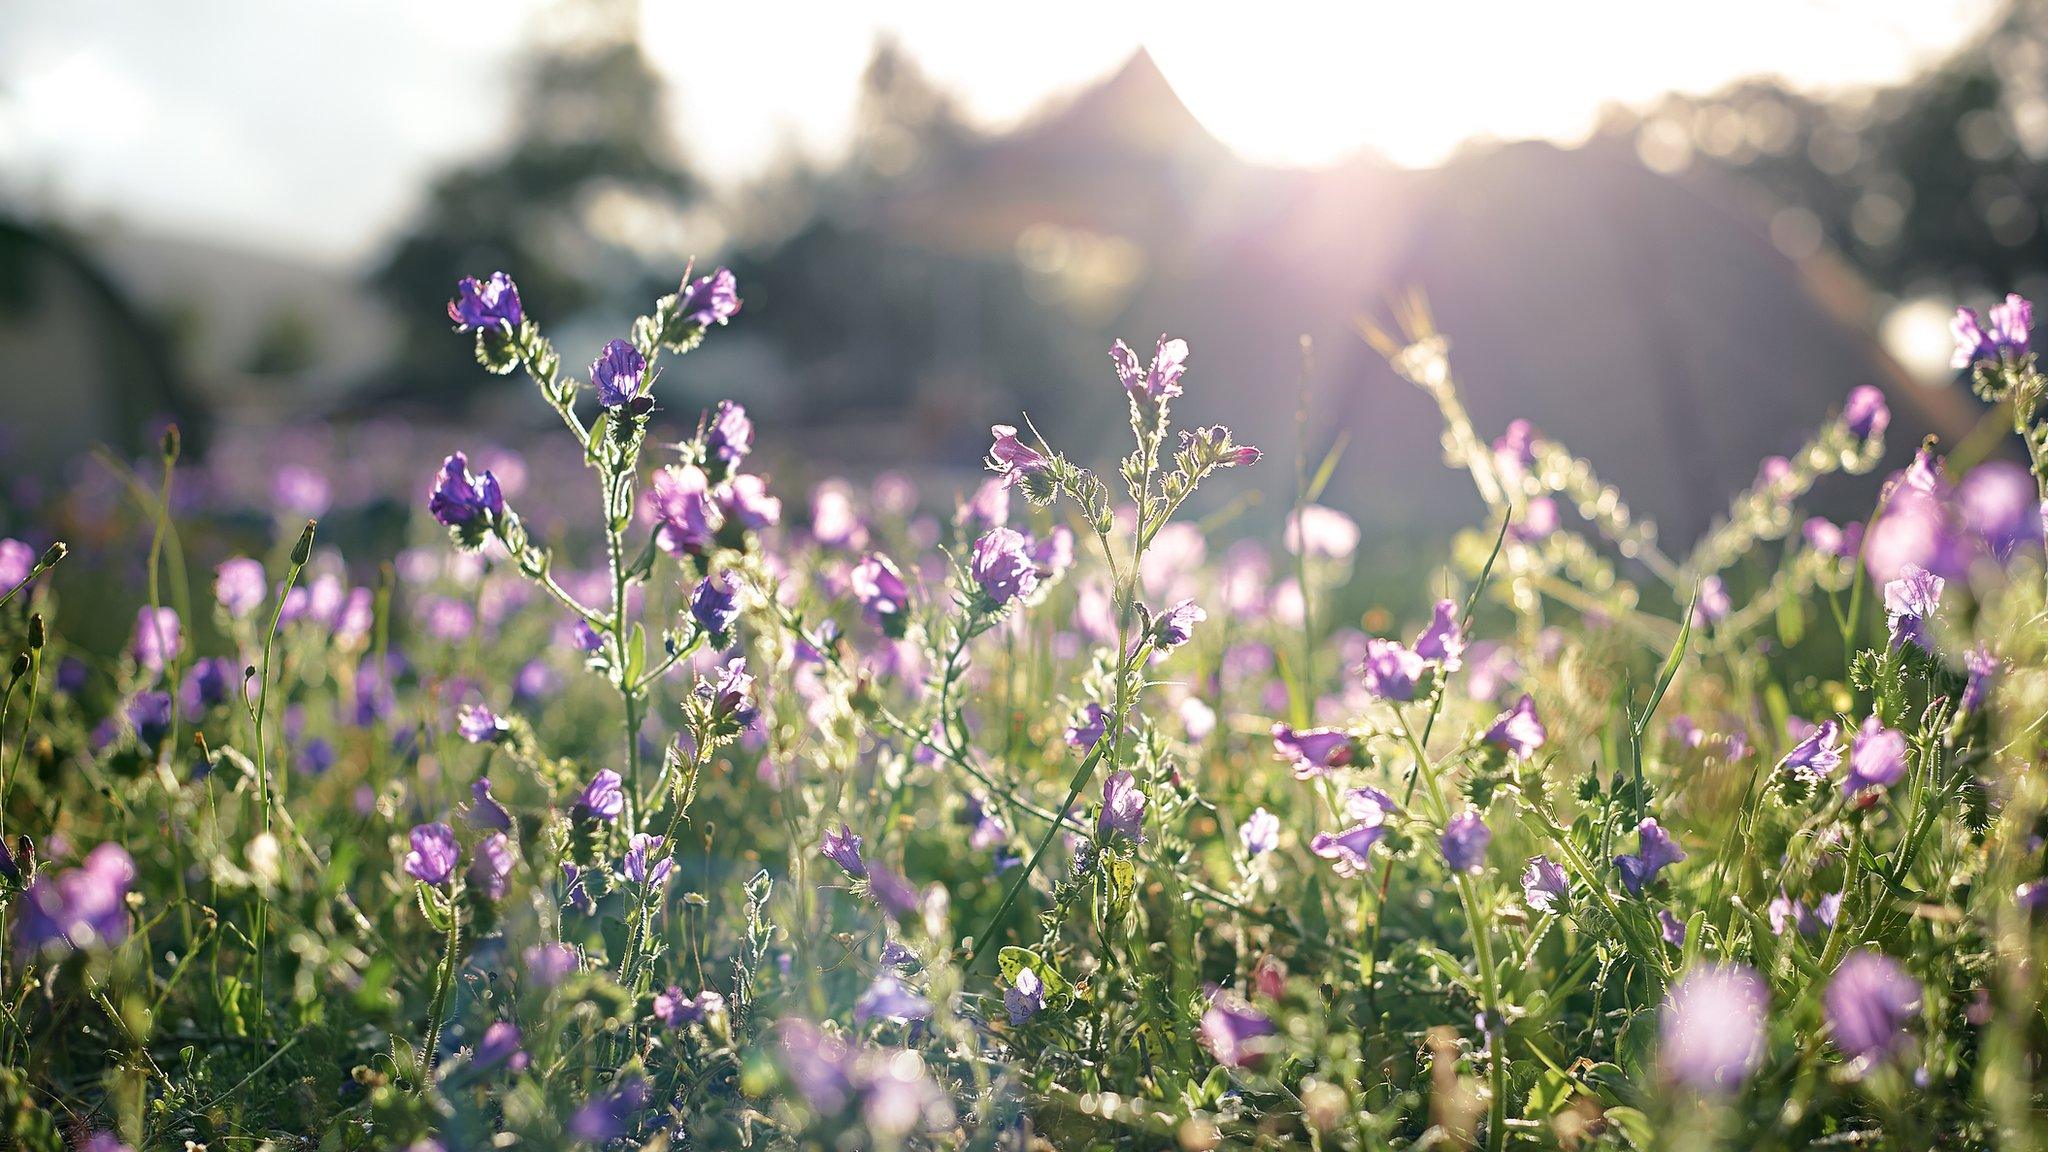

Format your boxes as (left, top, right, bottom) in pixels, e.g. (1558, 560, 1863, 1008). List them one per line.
(161, 423, 182, 463)
(26, 613, 43, 650)
(39, 542, 67, 570)
(9, 653, 28, 682)
(291, 520, 318, 566)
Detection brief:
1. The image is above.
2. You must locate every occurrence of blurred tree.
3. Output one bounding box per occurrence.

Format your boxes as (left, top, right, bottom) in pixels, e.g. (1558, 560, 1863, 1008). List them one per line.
(368, 0, 700, 405)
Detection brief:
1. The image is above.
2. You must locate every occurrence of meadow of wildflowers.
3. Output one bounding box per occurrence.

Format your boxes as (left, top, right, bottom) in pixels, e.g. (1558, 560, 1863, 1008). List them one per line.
(3, 265, 2047, 1151)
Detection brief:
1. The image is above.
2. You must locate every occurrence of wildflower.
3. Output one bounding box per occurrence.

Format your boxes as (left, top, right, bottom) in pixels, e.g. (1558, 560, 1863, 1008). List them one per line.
(1440, 809, 1491, 874)
(851, 552, 911, 631)
(821, 823, 867, 878)
(868, 864, 920, 921)
(690, 570, 742, 640)
(525, 943, 579, 985)
(1778, 719, 1842, 783)
(447, 271, 524, 331)
(1111, 334, 1189, 401)
(1660, 909, 1687, 946)
(705, 399, 753, 465)
(961, 793, 1006, 851)
(1309, 822, 1385, 878)
(1099, 770, 1147, 842)
(473, 1020, 528, 1072)
(2017, 879, 2048, 915)
(970, 527, 1038, 606)
(1005, 966, 1046, 1025)
(1151, 598, 1206, 650)
(457, 703, 510, 744)
(427, 452, 504, 543)
(571, 619, 605, 653)
(591, 338, 652, 408)
(129, 606, 182, 675)
(622, 832, 672, 887)
(1199, 988, 1276, 1068)
(1360, 638, 1427, 702)
(1883, 564, 1943, 652)
(1958, 460, 2044, 561)
(1963, 645, 2000, 713)
(655, 986, 725, 1027)
(0, 539, 34, 590)
(1522, 855, 1569, 912)
(1952, 293, 2031, 368)
(1842, 385, 1891, 441)
(1413, 599, 1465, 670)
(465, 778, 512, 831)
(1616, 818, 1686, 895)
(881, 940, 921, 969)
(648, 464, 717, 557)
(1180, 696, 1216, 741)
(1693, 575, 1731, 627)
(83, 1133, 133, 1152)
(464, 832, 513, 900)
(1843, 715, 1908, 797)
(1493, 418, 1540, 480)
(1029, 528, 1075, 585)
(1483, 694, 1546, 760)
(1510, 496, 1560, 542)
(1066, 703, 1108, 748)
(679, 267, 742, 330)
(1825, 950, 1921, 1069)
(777, 1019, 857, 1113)
(403, 823, 460, 887)
(856, 975, 933, 1024)
(700, 658, 758, 730)
(1767, 892, 1840, 936)
(561, 863, 596, 915)
(214, 557, 267, 620)
(15, 843, 134, 954)
(1239, 807, 1280, 856)
(1802, 516, 1861, 559)
(812, 482, 868, 550)
(127, 690, 173, 747)
(1269, 723, 1351, 778)
(1284, 504, 1360, 559)
(716, 472, 783, 529)
(573, 769, 626, 822)
(1660, 964, 1768, 1093)
(1181, 425, 1261, 469)
(959, 476, 1011, 531)
(987, 424, 1049, 485)
(567, 1075, 650, 1142)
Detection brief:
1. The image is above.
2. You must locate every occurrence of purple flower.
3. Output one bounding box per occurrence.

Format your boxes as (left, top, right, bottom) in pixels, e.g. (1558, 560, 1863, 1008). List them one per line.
(986, 424, 1049, 485)
(1693, 575, 1732, 626)
(868, 864, 920, 922)
(591, 338, 652, 408)
(1309, 822, 1385, 878)
(1842, 385, 1891, 440)
(777, 1019, 856, 1113)
(1199, 989, 1276, 1068)
(1843, 715, 1907, 797)
(571, 620, 604, 653)
(181, 656, 237, 715)
(573, 769, 625, 822)
(129, 606, 182, 675)
(1151, 598, 1206, 651)
(1959, 460, 2044, 562)
(1483, 694, 1546, 760)
(1953, 293, 2032, 368)
(1659, 909, 1687, 946)
(1767, 892, 1840, 936)
(855, 975, 933, 1024)
(427, 452, 504, 537)
(1963, 645, 2000, 713)
(622, 833, 672, 887)
(403, 823, 460, 887)
(83, 1133, 133, 1152)
(1413, 599, 1465, 671)
(958, 476, 1010, 531)
(1825, 950, 1921, 1068)
(705, 399, 752, 464)
(15, 842, 134, 954)
(1005, 967, 1046, 1025)
(648, 464, 717, 557)
(654, 986, 725, 1027)
(700, 658, 758, 729)
(1239, 808, 1280, 857)
(1440, 809, 1491, 874)
(970, 527, 1038, 606)
(1493, 418, 1540, 478)
(678, 267, 742, 330)
(1522, 855, 1569, 912)
(851, 553, 911, 629)
(447, 271, 524, 331)
(716, 473, 783, 529)
(1360, 638, 1427, 702)
(1989, 292, 2032, 352)
(0, 539, 34, 590)
(1803, 516, 1861, 559)
(1029, 527, 1075, 581)
(881, 940, 921, 969)
(525, 942, 579, 985)
(1778, 719, 1842, 783)
(466, 828, 512, 901)
(458, 703, 509, 744)
(1181, 425, 1261, 469)
(961, 793, 1006, 851)
(1111, 334, 1190, 401)
(1616, 818, 1686, 895)
(567, 1076, 649, 1142)
(1883, 564, 1944, 652)
(465, 778, 512, 831)
(1284, 504, 1361, 560)
(1065, 703, 1108, 748)
(1660, 964, 1767, 1093)
(473, 1020, 529, 1072)
(1099, 770, 1146, 842)
(214, 557, 267, 620)
(127, 690, 173, 747)
(691, 570, 742, 639)
(821, 822, 866, 878)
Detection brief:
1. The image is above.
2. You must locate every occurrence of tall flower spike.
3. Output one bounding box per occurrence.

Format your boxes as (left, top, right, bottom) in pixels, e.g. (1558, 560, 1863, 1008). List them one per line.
(1110, 334, 1189, 401)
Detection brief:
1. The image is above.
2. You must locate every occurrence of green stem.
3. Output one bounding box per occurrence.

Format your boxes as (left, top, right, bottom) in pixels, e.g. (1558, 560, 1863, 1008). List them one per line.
(417, 900, 462, 1092)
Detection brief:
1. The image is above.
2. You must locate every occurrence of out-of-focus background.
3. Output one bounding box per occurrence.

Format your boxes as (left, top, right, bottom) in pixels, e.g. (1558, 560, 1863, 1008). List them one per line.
(3, 0, 2044, 543)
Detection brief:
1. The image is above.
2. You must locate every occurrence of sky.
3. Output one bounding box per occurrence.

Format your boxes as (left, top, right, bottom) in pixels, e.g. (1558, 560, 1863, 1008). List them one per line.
(0, 0, 2003, 267)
